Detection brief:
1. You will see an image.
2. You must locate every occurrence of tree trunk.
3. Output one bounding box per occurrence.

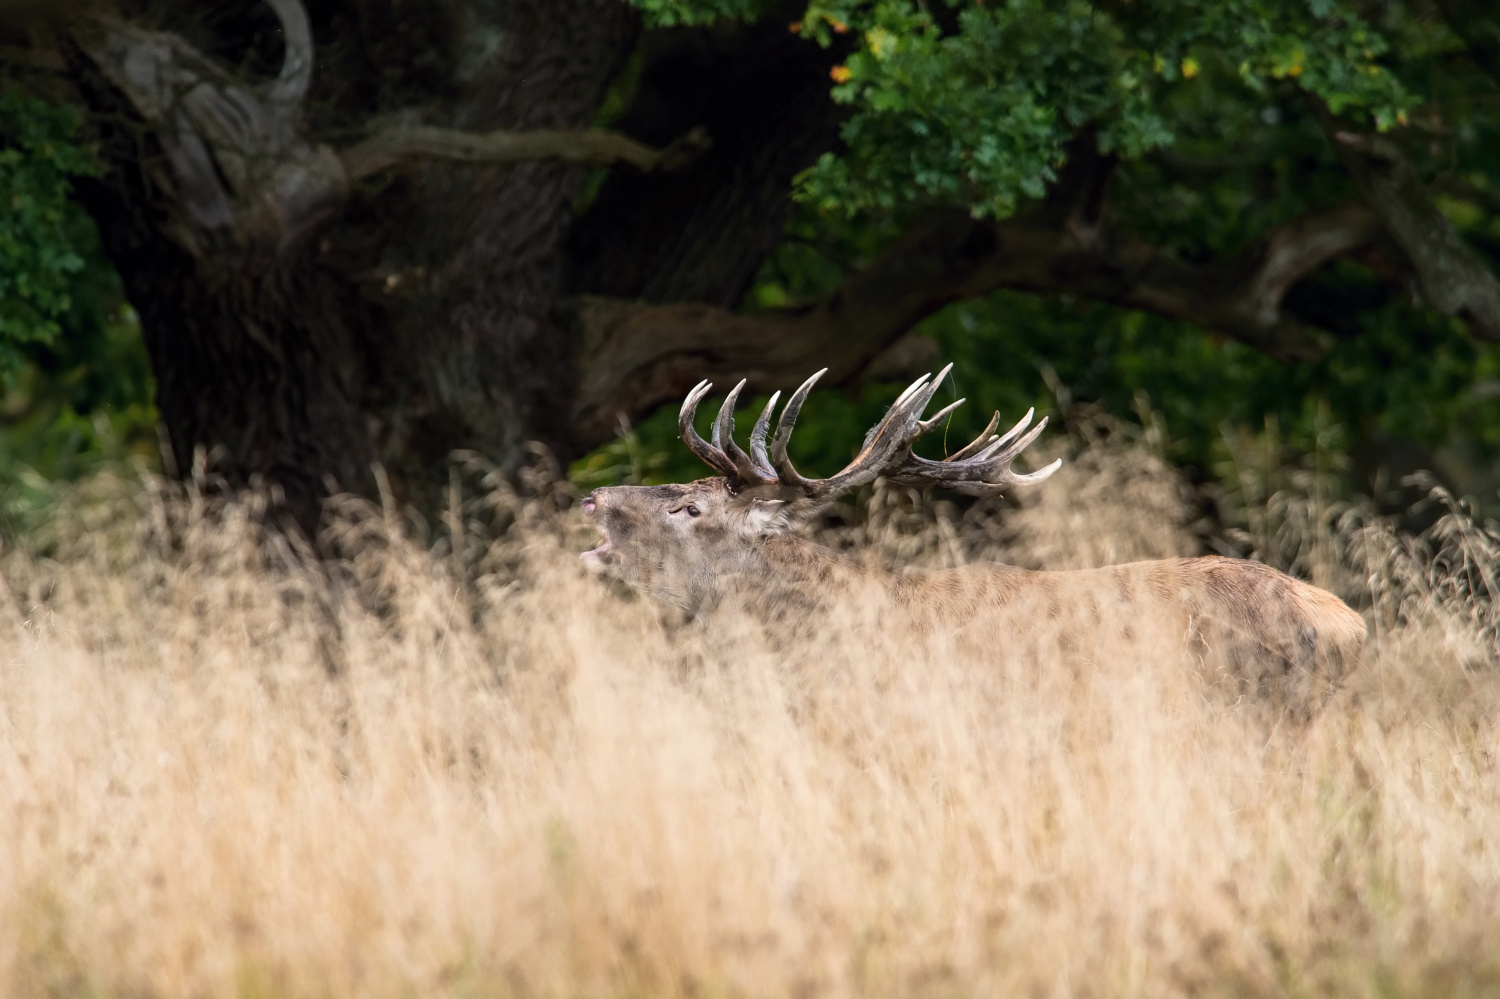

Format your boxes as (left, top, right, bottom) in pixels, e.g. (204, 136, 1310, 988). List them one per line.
(99, 224, 380, 525)
(64, 0, 648, 531)
(365, 0, 643, 513)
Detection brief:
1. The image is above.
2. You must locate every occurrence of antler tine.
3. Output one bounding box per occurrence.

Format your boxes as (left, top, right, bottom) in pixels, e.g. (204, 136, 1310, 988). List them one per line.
(860, 364, 954, 447)
(945, 457, 1062, 496)
(977, 414, 1047, 466)
(709, 379, 779, 488)
(711, 379, 744, 455)
(992, 407, 1035, 450)
(748, 390, 781, 478)
(945, 410, 1002, 462)
(1007, 457, 1064, 484)
(907, 363, 951, 419)
(793, 365, 954, 497)
(941, 416, 1049, 475)
(678, 379, 740, 479)
(711, 380, 753, 469)
(917, 398, 965, 435)
(908, 364, 955, 439)
(869, 365, 955, 445)
(891, 371, 931, 408)
(855, 371, 926, 450)
(890, 413, 1060, 495)
(767, 368, 827, 491)
(970, 408, 1035, 462)
(732, 364, 1062, 502)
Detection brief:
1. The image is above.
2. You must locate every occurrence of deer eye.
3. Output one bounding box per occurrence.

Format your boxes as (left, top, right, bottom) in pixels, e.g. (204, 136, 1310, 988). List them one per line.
(685, 504, 701, 517)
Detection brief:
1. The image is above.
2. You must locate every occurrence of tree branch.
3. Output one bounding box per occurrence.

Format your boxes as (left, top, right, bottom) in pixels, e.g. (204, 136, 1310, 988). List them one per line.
(338, 123, 710, 182)
(74, 10, 347, 255)
(1315, 107, 1500, 342)
(263, 0, 313, 107)
(75, 2, 708, 257)
(568, 204, 1381, 445)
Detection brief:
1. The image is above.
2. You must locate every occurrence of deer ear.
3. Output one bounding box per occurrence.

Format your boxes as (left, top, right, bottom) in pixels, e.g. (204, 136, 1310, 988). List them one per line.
(744, 498, 789, 535)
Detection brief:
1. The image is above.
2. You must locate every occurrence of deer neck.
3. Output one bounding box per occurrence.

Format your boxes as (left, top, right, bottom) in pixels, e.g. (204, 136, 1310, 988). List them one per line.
(759, 532, 857, 571)
(689, 533, 858, 612)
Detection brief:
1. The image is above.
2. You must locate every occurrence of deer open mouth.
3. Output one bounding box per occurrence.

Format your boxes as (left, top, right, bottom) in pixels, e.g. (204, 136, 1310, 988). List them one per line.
(579, 493, 614, 572)
(580, 534, 611, 572)
(580, 495, 611, 571)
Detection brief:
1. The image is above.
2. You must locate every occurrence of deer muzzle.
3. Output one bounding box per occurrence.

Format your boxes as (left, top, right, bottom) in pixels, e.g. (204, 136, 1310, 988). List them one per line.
(580, 492, 611, 572)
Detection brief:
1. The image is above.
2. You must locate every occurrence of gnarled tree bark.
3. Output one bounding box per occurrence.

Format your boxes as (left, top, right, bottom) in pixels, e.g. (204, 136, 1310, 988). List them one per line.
(1312, 102, 1500, 343)
(60, 0, 657, 528)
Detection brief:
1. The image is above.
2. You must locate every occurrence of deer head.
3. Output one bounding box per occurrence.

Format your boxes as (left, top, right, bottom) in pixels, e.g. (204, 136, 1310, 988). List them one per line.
(580, 366, 1062, 607)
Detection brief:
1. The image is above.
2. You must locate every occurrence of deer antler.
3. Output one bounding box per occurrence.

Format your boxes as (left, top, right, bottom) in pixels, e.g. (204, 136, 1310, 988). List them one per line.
(678, 367, 1062, 497)
(679, 378, 781, 488)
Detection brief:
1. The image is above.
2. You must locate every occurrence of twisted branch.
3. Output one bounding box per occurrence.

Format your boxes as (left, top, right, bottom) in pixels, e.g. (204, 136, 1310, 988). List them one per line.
(1319, 115, 1500, 342)
(568, 203, 1383, 445)
(339, 124, 710, 182)
(73, 0, 708, 256)
(263, 0, 313, 106)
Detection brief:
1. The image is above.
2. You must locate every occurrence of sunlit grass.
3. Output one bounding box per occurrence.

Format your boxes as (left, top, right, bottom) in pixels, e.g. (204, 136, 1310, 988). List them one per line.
(1, 445, 1498, 998)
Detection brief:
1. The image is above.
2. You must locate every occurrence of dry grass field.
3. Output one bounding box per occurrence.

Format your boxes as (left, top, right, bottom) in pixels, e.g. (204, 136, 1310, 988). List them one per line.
(1, 443, 1499, 998)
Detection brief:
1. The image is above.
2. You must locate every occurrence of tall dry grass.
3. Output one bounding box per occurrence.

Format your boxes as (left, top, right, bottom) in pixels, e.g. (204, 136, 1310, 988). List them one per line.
(1, 443, 1499, 999)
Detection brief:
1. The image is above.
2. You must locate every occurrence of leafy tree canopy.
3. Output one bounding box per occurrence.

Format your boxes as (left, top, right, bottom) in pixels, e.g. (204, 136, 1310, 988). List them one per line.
(0, 90, 156, 525)
(0, 91, 97, 378)
(641, 0, 1413, 217)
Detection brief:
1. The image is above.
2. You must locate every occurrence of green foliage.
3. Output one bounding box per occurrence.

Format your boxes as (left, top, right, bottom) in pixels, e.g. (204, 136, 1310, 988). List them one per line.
(0, 91, 158, 534)
(918, 279, 1496, 474)
(788, 0, 1414, 218)
(0, 91, 99, 381)
(0, 280, 160, 536)
(571, 416, 675, 489)
(800, 1, 1170, 216)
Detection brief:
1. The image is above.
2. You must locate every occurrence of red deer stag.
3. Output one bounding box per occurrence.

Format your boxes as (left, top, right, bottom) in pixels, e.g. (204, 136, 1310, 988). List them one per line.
(581, 367, 1366, 713)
